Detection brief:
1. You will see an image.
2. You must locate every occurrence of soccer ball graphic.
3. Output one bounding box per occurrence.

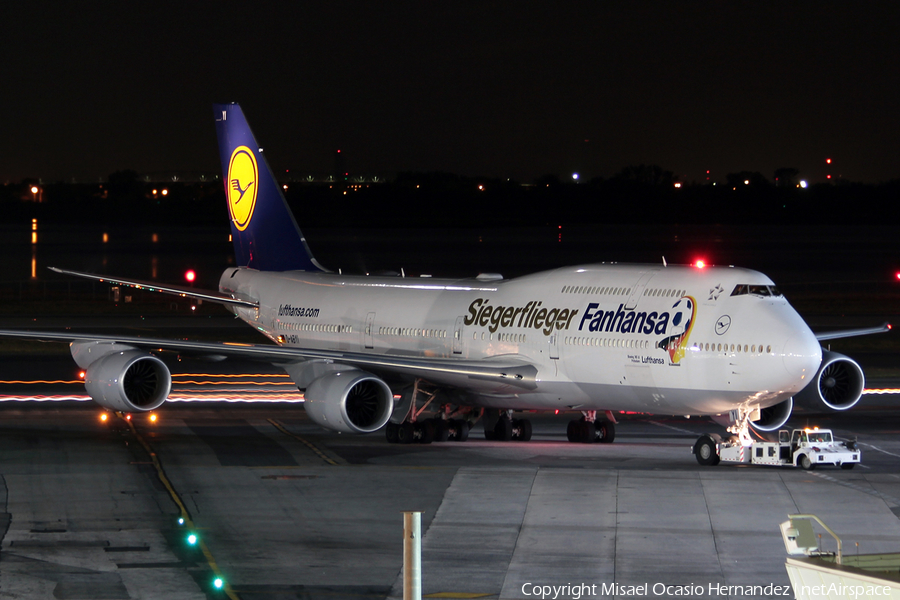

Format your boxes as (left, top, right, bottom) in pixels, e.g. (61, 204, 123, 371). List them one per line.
(669, 297, 694, 337)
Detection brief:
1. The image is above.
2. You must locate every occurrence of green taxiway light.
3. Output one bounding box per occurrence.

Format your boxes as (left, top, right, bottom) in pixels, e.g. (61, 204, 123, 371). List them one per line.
(187, 533, 198, 545)
(213, 577, 224, 590)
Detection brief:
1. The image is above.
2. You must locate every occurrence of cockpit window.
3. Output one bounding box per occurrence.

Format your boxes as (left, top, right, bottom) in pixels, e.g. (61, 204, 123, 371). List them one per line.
(731, 284, 783, 298)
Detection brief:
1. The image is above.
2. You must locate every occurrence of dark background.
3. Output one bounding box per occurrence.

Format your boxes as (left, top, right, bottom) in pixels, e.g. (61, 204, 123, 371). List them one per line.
(5, 2, 900, 185)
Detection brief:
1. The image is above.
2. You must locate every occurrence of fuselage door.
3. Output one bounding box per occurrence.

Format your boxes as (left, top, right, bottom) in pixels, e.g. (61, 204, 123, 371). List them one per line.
(364, 312, 376, 349)
(452, 316, 465, 355)
(625, 269, 659, 310)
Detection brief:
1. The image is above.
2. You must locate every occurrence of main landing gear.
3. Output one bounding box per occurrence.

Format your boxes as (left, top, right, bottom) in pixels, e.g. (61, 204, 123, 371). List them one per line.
(384, 379, 471, 445)
(566, 410, 616, 444)
(483, 410, 533, 442)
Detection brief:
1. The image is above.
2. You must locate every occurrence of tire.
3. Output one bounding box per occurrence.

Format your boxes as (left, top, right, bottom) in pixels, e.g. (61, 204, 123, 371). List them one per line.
(456, 420, 470, 442)
(517, 419, 533, 442)
(434, 419, 450, 442)
(597, 420, 615, 444)
(799, 453, 816, 470)
(694, 435, 720, 466)
(397, 422, 415, 444)
(418, 421, 435, 445)
(840, 463, 855, 470)
(566, 419, 580, 443)
(385, 422, 399, 444)
(494, 418, 513, 442)
(582, 421, 596, 444)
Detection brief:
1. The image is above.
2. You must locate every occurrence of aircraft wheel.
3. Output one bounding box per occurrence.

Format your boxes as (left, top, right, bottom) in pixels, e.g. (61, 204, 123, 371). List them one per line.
(398, 422, 416, 444)
(694, 435, 720, 466)
(799, 454, 816, 470)
(385, 422, 399, 444)
(582, 421, 597, 443)
(566, 419, 580, 442)
(417, 421, 435, 445)
(515, 419, 533, 442)
(455, 419, 470, 442)
(597, 420, 615, 444)
(434, 419, 450, 442)
(494, 418, 513, 441)
(840, 463, 855, 470)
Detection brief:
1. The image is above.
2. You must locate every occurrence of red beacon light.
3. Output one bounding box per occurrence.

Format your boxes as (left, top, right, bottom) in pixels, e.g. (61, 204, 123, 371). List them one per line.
(184, 270, 196, 283)
(694, 260, 707, 269)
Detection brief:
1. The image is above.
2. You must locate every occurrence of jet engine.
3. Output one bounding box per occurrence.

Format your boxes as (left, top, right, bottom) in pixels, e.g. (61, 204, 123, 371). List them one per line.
(303, 370, 393, 434)
(750, 398, 793, 432)
(84, 350, 171, 412)
(794, 351, 865, 411)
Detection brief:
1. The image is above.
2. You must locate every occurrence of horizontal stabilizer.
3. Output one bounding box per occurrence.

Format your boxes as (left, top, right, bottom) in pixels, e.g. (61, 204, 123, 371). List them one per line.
(48, 267, 258, 308)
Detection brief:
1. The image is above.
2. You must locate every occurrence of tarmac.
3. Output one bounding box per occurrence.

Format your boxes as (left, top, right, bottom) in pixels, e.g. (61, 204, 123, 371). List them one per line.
(0, 352, 899, 600)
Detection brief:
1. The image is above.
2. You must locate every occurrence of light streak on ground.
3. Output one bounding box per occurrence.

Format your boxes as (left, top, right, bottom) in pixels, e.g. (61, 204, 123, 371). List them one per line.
(0, 372, 303, 403)
(0, 380, 83, 385)
(863, 389, 900, 395)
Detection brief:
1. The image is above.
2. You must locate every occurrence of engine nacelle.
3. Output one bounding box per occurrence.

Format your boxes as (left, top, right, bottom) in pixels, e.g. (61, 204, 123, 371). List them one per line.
(303, 370, 393, 434)
(750, 397, 793, 432)
(794, 351, 865, 411)
(84, 350, 171, 412)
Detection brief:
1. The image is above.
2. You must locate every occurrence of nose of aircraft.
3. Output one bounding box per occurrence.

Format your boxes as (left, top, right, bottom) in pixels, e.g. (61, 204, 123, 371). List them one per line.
(783, 328, 822, 391)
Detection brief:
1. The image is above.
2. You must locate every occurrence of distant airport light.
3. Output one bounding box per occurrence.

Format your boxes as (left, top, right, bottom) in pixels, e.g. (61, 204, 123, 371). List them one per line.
(125, 414, 132, 421)
(478, 185, 484, 191)
(102, 232, 109, 243)
(185, 270, 196, 283)
(826, 158, 832, 164)
(78, 371, 85, 379)
(30, 186, 39, 194)
(282, 185, 288, 190)
(100, 413, 108, 422)
(187, 534, 198, 545)
(743, 180, 749, 185)
(827, 174, 832, 179)
(674, 182, 682, 188)
(177, 517, 185, 526)
(896, 272, 900, 281)
(149, 413, 158, 423)
(572, 173, 579, 181)
(799, 180, 808, 188)
(695, 260, 707, 269)
(213, 578, 224, 590)
(161, 189, 168, 196)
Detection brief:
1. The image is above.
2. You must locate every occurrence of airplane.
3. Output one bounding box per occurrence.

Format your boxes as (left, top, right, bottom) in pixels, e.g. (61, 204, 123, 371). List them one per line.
(0, 103, 889, 446)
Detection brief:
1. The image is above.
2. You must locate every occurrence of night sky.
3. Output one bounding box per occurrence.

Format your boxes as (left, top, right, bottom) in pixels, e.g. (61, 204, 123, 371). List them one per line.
(5, 2, 900, 184)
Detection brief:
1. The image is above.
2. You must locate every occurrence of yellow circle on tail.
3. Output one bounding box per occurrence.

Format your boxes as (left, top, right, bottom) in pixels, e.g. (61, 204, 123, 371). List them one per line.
(227, 146, 259, 231)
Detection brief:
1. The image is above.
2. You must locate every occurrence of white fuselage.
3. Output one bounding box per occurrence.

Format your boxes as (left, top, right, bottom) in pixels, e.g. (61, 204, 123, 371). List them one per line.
(220, 263, 822, 417)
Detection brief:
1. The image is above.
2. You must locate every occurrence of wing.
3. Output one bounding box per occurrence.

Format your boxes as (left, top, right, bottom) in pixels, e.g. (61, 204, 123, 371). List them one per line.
(47, 267, 257, 309)
(815, 322, 891, 341)
(0, 329, 537, 393)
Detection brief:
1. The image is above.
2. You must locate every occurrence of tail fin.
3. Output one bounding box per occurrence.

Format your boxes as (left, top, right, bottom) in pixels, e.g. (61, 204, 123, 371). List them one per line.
(214, 103, 325, 272)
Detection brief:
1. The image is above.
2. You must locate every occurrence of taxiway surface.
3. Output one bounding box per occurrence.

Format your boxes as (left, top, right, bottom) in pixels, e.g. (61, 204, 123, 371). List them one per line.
(0, 352, 899, 600)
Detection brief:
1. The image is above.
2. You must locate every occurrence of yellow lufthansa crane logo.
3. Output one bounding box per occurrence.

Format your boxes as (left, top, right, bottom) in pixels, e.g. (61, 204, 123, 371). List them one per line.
(227, 146, 258, 231)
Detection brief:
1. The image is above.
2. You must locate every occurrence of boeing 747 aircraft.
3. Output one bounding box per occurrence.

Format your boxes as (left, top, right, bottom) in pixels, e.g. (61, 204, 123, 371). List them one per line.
(0, 104, 888, 445)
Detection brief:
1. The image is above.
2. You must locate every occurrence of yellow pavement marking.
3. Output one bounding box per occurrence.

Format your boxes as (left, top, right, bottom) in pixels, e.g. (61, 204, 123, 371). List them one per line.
(119, 413, 240, 600)
(268, 418, 346, 465)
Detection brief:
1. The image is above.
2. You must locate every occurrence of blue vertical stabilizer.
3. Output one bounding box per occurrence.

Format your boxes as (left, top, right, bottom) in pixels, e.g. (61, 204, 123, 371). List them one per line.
(214, 103, 325, 272)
